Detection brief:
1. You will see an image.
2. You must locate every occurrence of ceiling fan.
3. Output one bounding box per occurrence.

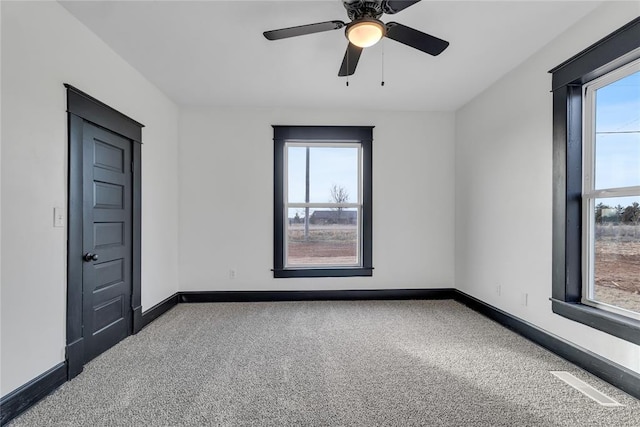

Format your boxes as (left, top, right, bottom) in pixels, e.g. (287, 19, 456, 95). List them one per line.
(263, 0, 449, 77)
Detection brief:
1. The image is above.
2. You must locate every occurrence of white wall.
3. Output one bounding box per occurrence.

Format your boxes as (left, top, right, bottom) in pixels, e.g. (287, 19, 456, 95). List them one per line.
(179, 108, 455, 292)
(455, 1, 640, 373)
(1, 1, 180, 396)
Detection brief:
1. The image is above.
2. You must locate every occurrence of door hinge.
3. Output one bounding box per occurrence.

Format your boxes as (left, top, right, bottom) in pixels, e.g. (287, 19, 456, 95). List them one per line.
(131, 161, 134, 172)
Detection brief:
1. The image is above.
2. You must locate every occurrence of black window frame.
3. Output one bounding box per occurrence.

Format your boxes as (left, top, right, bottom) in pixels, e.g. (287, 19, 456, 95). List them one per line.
(273, 125, 373, 278)
(550, 17, 640, 345)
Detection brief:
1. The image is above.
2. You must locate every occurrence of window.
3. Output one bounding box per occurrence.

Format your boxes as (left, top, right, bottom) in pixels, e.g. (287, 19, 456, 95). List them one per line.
(273, 126, 373, 278)
(550, 17, 640, 344)
(582, 61, 640, 320)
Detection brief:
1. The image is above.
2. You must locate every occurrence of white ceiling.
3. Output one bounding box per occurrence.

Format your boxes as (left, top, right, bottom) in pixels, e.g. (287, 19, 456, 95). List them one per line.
(60, 1, 602, 111)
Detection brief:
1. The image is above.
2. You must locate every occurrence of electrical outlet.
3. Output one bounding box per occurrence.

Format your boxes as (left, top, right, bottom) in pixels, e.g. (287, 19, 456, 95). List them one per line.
(229, 269, 236, 280)
(54, 207, 64, 227)
(496, 285, 501, 296)
(523, 293, 528, 307)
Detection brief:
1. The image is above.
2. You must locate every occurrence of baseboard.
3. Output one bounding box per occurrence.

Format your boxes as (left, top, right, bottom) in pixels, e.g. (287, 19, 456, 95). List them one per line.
(0, 362, 67, 426)
(453, 290, 640, 399)
(65, 338, 84, 380)
(178, 288, 456, 303)
(132, 305, 143, 334)
(140, 293, 180, 330)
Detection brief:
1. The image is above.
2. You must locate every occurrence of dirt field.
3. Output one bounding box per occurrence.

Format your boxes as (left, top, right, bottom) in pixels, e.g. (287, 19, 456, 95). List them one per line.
(287, 224, 357, 265)
(594, 225, 640, 314)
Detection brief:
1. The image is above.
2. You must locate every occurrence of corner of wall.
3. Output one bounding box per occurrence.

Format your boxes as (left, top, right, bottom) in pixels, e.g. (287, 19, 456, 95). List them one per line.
(451, 1, 640, 373)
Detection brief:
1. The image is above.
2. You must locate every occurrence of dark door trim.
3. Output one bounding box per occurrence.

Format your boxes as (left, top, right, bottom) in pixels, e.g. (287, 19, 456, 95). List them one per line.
(65, 84, 144, 379)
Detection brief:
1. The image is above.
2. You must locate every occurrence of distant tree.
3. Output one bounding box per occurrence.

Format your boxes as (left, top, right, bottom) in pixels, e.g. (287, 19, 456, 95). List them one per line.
(615, 204, 625, 222)
(330, 184, 349, 204)
(330, 185, 349, 223)
(621, 202, 640, 224)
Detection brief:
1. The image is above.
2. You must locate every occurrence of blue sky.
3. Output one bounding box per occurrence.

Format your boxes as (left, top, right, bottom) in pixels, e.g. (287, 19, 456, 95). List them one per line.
(594, 69, 640, 196)
(287, 146, 359, 205)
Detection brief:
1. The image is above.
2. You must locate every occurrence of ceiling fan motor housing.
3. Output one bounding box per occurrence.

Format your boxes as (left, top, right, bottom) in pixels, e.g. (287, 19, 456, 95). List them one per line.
(343, 0, 384, 20)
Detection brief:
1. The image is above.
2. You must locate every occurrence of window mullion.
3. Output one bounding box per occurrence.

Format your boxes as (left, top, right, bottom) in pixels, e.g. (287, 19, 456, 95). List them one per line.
(584, 187, 640, 199)
(288, 203, 361, 209)
(582, 83, 595, 307)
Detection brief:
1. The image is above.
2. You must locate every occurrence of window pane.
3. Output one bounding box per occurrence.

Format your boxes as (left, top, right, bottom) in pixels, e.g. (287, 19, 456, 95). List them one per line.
(287, 146, 307, 203)
(286, 208, 358, 267)
(287, 145, 359, 204)
(592, 196, 640, 314)
(594, 70, 640, 189)
(309, 147, 358, 203)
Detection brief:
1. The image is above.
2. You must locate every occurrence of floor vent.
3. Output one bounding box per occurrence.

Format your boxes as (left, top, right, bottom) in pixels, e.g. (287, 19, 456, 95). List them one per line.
(551, 371, 623, 407)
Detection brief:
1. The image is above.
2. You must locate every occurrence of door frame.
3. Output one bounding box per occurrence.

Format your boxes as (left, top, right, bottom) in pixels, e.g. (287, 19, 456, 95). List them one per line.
(65, 84, 144, 379)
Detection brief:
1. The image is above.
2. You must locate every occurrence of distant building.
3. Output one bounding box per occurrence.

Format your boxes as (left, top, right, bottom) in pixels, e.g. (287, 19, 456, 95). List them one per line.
(310, 210, 357, 225)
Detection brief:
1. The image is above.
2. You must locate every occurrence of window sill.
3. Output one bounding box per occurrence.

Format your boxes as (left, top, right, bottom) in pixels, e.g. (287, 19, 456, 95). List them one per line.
(551, 298, 640, 345)
(273, 267, 373, 278)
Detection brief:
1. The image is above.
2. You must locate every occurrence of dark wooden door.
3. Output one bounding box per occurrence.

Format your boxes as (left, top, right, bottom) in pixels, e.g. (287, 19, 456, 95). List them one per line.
(82, 122, 132, 362)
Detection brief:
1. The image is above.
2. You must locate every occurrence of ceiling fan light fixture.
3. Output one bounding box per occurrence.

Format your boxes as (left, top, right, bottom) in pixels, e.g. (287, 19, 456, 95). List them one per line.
(346, 19, 385, 48)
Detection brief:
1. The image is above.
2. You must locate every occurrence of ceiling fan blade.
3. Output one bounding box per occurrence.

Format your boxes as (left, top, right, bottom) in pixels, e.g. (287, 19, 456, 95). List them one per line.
(338, 43, 363, 77)
(385, 22, 449, 56)
(382, 0, 422, 14)
(264, 20, 345, 40)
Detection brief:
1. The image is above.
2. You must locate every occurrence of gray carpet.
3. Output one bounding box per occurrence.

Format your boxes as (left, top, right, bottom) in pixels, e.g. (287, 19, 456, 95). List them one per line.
(9, 300, 640, 426)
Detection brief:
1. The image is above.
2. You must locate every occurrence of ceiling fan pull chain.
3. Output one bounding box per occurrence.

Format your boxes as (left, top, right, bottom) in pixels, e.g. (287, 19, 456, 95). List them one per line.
(346, 49, 350, 87)
(381, 40, 385, 86)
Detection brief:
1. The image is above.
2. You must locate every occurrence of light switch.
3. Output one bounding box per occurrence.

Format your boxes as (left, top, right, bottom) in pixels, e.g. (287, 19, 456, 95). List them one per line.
(54, 207, 65, 228)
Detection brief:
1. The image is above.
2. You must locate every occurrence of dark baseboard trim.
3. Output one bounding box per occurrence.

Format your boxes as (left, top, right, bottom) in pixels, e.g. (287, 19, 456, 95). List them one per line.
(140, 293, 180, 330)
(178, 288, 456, 303)
(65, 338, 84, 380)
(0, 362, 67, 426)
(132, 306, 143, 334)
(454, 290, 640, 399)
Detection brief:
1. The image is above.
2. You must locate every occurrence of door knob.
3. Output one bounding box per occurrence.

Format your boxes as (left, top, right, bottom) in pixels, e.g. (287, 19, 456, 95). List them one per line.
(84, 253, 99, 262)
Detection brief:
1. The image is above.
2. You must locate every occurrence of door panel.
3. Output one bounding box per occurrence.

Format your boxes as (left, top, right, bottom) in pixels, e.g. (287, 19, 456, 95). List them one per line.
(94, 181, 124, 209)
(94, 222, 125, 248)
(82, 122, 132, 363)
